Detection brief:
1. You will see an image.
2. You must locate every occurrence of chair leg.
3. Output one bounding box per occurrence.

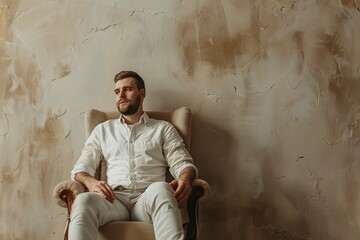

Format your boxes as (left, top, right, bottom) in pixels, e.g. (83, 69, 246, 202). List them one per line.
(63, 219, 69, 240)
(59, 189, 75, 240)
(185, 186, 204, 240)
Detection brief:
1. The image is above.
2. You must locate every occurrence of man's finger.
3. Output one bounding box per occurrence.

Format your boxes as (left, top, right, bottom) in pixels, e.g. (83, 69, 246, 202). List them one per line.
(104, 183, 115, 198)
(174, 183, 185, 197)
(177, 185, 190, 200)
(102, 184, 115, 202)
(96, 182, 114, 202)
(169, 180, 178, 191)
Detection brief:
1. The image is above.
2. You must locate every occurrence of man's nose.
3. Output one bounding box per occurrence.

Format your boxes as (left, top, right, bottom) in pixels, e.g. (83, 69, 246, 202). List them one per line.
(116, 91, 125, 101)
(119, 90, 126, 98)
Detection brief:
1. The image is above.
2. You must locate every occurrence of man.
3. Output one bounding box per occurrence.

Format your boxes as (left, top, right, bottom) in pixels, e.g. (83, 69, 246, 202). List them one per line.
(69, 71, 197, 240)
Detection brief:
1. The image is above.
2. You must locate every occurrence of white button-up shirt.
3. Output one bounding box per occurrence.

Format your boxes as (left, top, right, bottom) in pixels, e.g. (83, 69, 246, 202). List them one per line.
(71, 113, 197, 190)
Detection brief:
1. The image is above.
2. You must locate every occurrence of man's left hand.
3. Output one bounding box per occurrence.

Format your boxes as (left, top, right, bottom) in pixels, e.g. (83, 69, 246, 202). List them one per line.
(169, 167, 196, 205)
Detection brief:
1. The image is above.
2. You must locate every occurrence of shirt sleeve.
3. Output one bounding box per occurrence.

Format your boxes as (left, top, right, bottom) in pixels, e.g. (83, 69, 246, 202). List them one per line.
(71, 125, 103, 180)
(162, 122, 198, 179)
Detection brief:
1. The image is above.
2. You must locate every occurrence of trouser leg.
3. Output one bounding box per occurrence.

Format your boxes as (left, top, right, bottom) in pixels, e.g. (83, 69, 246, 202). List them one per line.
(131, 182, 184, 240)
(68, 192, 130, 240)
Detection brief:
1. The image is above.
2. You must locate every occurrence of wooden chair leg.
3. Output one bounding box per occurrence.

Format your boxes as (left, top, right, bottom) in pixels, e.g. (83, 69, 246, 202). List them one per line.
(59, 189, 75, 240)
(185, 186, 204, 240)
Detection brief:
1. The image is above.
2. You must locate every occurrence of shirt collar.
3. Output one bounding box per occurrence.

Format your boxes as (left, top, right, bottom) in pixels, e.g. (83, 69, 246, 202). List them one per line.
(119, 112, 149, 125)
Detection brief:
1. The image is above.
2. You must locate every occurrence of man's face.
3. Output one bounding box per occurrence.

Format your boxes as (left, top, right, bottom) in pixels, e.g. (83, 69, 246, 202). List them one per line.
(114, 77, 145, 115)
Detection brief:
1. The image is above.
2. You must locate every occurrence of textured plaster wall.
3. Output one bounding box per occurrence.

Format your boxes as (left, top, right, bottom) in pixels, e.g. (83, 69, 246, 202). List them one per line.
(1, 0, 360, 239)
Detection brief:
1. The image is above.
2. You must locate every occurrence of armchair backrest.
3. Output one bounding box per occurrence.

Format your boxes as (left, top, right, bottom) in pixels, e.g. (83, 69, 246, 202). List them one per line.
(84, 107, 192, 181)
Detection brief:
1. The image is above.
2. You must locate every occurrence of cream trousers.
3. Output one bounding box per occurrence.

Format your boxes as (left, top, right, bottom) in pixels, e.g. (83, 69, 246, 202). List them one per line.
(68, 182, 184, 240)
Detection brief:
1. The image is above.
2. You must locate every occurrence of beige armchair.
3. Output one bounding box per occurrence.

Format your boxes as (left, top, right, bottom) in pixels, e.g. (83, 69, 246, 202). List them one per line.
(53, 107, 211, 240)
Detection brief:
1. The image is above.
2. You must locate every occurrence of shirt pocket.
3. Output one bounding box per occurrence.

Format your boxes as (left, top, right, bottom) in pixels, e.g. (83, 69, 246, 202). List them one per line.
(134, 139, 162, 164)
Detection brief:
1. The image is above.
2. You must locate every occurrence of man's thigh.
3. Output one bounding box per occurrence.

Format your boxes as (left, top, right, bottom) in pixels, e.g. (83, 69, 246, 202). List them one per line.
(131, 182, 176, 222)
(72, 192, 131, 226)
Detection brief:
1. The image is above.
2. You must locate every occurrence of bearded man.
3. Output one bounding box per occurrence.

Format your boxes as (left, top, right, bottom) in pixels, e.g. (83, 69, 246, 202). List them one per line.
(69, 71, 197, 240)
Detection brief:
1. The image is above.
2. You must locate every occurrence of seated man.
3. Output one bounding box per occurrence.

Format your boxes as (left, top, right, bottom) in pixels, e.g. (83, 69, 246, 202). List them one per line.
(69, 70, 197, 240)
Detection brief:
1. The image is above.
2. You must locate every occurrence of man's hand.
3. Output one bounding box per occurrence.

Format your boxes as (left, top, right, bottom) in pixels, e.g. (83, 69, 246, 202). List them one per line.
(169, 167, 196, 206)
(75, 172, 115, 203)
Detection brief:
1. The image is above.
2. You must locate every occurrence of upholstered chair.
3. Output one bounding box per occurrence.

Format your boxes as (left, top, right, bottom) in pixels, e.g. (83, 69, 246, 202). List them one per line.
(53, 107, 211, 240)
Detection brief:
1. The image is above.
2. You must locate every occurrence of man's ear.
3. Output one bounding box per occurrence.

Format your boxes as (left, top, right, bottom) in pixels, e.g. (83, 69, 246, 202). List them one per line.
(140, 88, 146, 99)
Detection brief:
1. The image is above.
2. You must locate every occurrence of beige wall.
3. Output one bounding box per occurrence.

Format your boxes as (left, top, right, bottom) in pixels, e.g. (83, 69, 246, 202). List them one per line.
(1, 0, 360, 239)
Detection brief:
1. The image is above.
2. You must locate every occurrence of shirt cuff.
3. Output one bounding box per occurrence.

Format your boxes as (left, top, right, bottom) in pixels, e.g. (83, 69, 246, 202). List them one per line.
(173, 162, 198, 179)
(71, 163, 96, 180)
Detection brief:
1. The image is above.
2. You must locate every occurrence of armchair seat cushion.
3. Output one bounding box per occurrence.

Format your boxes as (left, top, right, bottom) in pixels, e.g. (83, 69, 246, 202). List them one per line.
(98, 221, 155, 240)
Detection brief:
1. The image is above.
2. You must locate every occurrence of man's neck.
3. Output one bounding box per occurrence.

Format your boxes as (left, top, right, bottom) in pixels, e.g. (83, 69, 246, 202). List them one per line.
(122, 110, 144, 125)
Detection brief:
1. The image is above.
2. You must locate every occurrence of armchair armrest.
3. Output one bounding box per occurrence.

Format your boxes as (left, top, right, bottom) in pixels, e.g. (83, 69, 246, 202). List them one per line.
(191, 179, 211, 203)
(53, 180, 87, 208)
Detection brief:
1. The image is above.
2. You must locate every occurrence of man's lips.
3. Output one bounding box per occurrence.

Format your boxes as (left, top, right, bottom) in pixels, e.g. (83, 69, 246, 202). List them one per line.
(118, 100, 129, 105)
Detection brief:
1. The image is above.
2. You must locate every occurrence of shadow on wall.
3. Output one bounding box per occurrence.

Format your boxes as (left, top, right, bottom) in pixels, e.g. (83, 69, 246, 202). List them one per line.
(190, 113, 250, 238)
(190, 113, 314, 239)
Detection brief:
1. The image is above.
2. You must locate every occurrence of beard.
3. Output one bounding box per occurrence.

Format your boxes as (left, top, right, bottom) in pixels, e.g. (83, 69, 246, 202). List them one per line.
(117, 94, 141, 115)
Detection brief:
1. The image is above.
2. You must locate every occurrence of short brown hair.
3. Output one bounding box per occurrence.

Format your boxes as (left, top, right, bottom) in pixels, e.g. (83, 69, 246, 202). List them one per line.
(114, 71, 145, 90)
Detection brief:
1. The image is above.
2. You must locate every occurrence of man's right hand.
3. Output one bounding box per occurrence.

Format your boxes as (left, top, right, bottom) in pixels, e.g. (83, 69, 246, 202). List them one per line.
(75, 172, 116, 203)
